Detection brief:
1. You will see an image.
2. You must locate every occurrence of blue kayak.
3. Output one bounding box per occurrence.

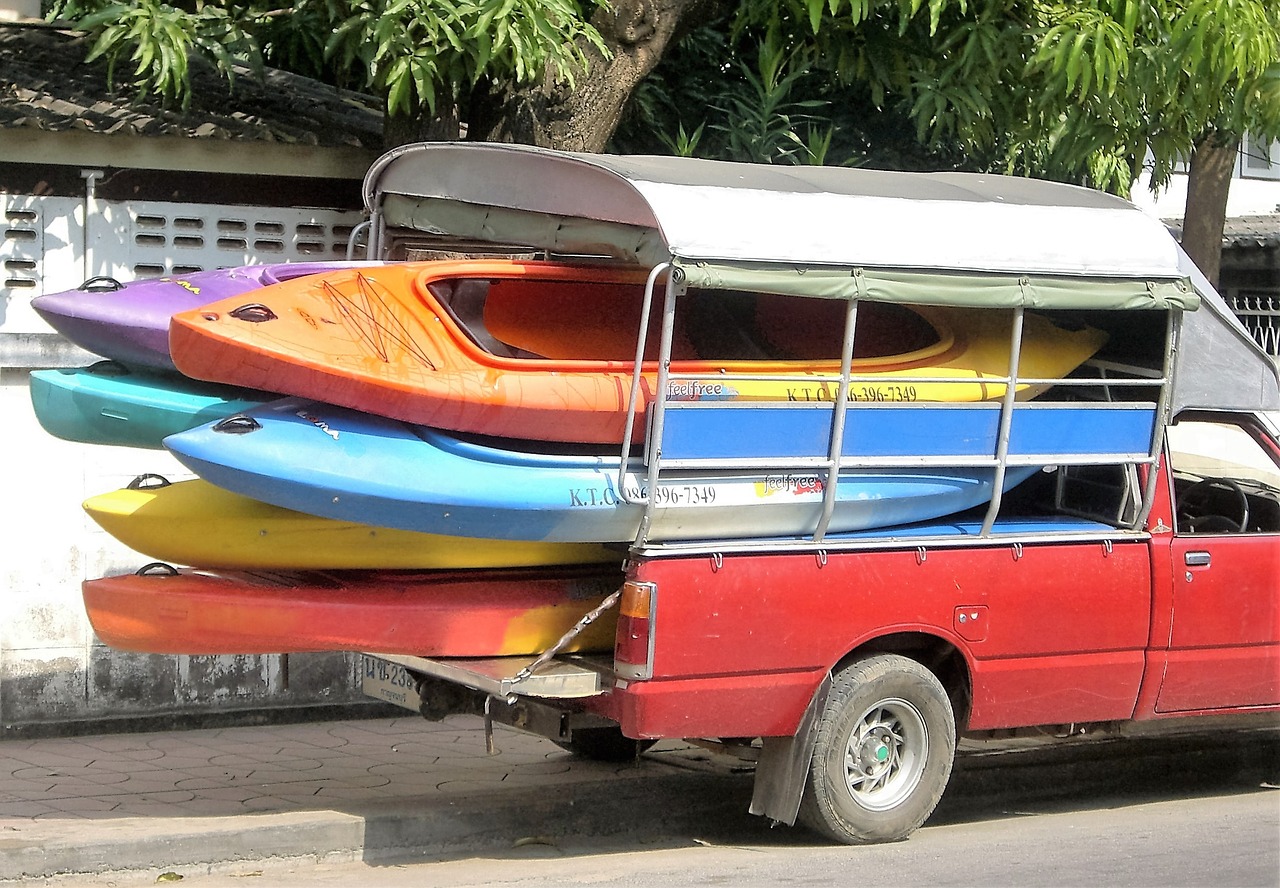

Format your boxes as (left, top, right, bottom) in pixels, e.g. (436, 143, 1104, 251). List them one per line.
(162, 397, 1076, 543)
(30, 362, 274, 450)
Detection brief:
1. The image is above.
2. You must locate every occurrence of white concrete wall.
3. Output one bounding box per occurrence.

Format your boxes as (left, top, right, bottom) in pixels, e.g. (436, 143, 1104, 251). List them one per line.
(0, 1, 40, 22)
(0, 367, 365, 732)
(1132, 172, 1280, 220)
(0, 191, 370, 732)
(1132, 138, 1280, 220)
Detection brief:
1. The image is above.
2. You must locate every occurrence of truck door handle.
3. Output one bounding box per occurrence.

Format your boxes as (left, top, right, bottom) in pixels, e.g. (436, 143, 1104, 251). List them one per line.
(1184, 551, 1211, 567)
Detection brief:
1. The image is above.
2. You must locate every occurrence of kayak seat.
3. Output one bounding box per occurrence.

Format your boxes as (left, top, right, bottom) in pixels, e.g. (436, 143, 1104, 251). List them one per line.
(684, 291, 777, 360)
(752, 295, 942, 362)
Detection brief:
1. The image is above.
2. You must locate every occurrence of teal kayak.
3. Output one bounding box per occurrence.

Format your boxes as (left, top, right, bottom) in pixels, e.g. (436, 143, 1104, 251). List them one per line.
(29, 362, 274, 450)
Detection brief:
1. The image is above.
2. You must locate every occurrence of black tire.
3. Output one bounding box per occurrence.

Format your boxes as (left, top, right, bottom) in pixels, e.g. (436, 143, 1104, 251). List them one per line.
(555, 726, 657, 762)
(798, 654, 956, 844)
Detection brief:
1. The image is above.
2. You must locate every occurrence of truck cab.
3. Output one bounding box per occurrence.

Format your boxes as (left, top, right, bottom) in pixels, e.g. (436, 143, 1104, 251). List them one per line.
(1153, 409, 1279, 713)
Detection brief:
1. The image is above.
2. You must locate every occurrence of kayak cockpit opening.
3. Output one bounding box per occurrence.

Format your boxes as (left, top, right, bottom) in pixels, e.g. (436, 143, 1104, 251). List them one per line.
(426, 272, 949, 366)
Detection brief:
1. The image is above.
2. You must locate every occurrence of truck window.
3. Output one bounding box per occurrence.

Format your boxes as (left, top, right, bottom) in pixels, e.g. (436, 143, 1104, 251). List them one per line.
(1167, 418, 1280, 534)
(1055, 463, 1140, 526)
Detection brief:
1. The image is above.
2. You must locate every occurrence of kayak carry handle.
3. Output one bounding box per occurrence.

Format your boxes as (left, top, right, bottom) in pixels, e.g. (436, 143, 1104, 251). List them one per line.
(78, 276, 124, 292)
(229, 303, 278, 323)
(127, 473, 171, 490)
(212, 414, 261, 434)
(87, 360, 130, 377)
(136, 562, 179, 576)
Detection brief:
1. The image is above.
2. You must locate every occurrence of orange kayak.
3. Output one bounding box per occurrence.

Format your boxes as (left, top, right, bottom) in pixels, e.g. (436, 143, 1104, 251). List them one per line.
(82, 564, 621, 657)
(169, 260, 1107, 444)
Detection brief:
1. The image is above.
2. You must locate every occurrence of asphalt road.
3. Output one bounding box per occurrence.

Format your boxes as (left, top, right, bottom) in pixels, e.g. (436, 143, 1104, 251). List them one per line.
(158, 782, 1280, 887)
(51, 726, 1279, 888)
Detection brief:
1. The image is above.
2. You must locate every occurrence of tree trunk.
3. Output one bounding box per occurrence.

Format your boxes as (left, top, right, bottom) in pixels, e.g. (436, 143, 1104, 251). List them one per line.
(468, 0, 720, 151)
(382, 96, 462, 150)
(1181, 133, 1239, 288)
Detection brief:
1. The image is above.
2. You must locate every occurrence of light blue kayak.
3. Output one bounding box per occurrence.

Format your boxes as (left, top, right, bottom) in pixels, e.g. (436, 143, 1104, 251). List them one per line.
(30, 363, 274, 450)
(160, 397, 1095, 543)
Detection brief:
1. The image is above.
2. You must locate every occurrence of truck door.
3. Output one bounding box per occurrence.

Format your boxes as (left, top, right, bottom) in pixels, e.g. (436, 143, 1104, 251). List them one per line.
(1157, 413, 1280, 712)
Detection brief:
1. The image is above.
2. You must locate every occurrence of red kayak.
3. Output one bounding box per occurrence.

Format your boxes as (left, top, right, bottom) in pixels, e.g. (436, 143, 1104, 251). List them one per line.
(83, 563, 622, 657)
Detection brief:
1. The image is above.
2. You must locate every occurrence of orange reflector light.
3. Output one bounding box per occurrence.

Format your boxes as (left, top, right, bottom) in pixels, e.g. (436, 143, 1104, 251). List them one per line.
(619, 580, 653, 618)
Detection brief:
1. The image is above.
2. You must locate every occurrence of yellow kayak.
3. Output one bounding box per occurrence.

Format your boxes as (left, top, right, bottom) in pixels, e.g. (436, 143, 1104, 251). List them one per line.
(671, 306, 1109, 405)
(84, 477, 621, 570)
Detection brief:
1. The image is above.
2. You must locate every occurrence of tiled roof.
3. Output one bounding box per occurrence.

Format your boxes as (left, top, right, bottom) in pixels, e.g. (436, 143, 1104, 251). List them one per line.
(1221, 215, 1280, 250)
(0, 24, 384, 151)
(1165, 215, 1280, 251)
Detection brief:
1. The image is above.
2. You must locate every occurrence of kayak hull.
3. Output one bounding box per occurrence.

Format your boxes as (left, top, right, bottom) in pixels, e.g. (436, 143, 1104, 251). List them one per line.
(32, 262, 382, 371)
(84, 477, 620, 569)
(82, 564, 621, 656)
(168, 260, 1108, 444)
(162, 397, 1057, 544)
(29, 363, 273, 450)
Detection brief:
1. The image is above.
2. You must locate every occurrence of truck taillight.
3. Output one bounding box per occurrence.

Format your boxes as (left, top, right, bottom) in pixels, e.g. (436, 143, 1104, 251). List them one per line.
(615, 580, 655, 680)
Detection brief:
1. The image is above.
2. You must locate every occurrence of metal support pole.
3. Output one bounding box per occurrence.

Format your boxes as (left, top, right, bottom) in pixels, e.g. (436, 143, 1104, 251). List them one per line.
(1135, 309, 1179, 530)
(618, 263, 670, 505)
(979, 306, 1025, 537)
(80, 169, 104, 282)
(345, 220, 371, 261)
(813, 297, 859, 542)
(635, 269, 683, 545)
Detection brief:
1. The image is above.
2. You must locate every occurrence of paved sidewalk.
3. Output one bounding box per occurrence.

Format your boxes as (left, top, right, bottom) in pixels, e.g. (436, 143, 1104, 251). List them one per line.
(0, 715, 757, 883)
(1, 714, 1276, 884)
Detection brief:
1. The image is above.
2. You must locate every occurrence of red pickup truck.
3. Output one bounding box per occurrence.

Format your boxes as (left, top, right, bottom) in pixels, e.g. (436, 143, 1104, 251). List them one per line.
(353, 146, 1279, 845)
(364, 406, 1279, 843)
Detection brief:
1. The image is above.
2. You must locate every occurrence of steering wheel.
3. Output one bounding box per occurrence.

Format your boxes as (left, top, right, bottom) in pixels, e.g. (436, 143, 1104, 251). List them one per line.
(1177, 477, 1251, 534)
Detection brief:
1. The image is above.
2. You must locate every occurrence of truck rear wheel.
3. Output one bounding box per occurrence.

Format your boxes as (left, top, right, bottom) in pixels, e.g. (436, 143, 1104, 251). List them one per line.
(798, 654, 955, 844)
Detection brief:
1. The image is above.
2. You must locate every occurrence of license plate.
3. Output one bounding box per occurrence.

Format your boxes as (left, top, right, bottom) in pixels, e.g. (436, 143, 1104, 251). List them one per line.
(360, 655, 419, 712)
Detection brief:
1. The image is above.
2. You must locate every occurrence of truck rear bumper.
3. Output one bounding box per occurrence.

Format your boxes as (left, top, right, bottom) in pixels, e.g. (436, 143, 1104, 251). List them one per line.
(606, 670, 826, 739)
(361, 653, 613, 706)
(361, 653, 826, 742)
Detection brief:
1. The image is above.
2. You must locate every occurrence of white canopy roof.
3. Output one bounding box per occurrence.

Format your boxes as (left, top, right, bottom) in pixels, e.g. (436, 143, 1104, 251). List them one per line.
(364, 142, 1185, 280)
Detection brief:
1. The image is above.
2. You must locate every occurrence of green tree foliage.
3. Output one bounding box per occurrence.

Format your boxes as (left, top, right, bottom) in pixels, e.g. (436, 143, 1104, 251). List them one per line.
(616, 0, 1279, 191)
(47, 0, 605, 124)
(1023, 0, 1280, 196)
(50, 0, 1278, 186)
(612, 0, 1277, 280)
(1014, 0, 1279, 280)
(48, 0, 261, 107)
(609, 9, 980, 170)
(323, 0, 604, 120)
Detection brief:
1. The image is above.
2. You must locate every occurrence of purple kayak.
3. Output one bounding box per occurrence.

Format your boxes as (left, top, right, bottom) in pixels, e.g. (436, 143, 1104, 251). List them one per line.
(32, 262, 384, 372)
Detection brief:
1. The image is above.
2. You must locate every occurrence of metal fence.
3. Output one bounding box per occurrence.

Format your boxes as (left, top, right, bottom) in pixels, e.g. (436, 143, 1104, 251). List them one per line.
(2, 192, 363, 336)
(1226, 291, 1280, 360)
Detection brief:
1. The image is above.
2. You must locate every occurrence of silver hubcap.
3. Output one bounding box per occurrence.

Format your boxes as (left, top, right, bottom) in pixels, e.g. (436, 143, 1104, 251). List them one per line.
(843, 697, 928, 811)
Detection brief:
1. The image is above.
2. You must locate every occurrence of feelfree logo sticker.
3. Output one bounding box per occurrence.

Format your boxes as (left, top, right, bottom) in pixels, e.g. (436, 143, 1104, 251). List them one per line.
(666, 380, 734, 400)
(755, 474, 825, 498)
(296, 410, 340, 440)
(163, 278, 201, 295)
